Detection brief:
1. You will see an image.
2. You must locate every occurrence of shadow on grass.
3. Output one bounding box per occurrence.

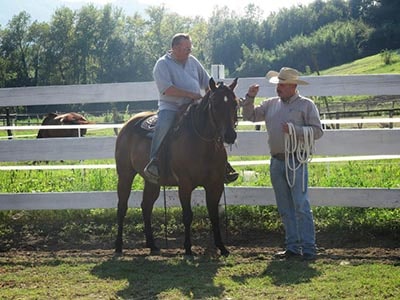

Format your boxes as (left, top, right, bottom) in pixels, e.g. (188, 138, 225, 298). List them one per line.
(263, 260, 321, 285)
(91, 252, 225, 299)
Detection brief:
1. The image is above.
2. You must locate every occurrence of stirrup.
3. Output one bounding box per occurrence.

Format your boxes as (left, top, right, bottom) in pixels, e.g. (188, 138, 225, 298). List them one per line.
(144, 160, 160, 184)
(224, 162, 239, 184)
(224, 172, 239, 184)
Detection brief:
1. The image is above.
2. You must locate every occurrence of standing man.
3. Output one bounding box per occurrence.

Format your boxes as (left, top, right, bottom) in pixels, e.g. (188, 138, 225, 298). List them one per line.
(144, 33, 238, 184)
(241, 67, 323, 260)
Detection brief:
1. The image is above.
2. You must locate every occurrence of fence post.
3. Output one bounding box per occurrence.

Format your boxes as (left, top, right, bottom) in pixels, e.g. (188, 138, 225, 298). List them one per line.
(335, 112, 340, 129)
(6, 108, 12, 139)
(211, 64, 225, 80)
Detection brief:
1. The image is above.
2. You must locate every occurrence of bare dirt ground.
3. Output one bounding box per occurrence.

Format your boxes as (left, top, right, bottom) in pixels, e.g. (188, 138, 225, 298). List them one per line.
(1, 231, 398, 263)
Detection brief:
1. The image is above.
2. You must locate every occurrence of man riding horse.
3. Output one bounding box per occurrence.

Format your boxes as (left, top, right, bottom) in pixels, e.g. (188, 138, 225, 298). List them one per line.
(144, 33, 238, 184)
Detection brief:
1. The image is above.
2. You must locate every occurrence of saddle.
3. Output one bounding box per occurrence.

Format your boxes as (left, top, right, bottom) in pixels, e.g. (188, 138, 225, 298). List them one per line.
(138, 104, 192, 138)
(139, 114, 158, 138)
(140, 114, 158, 132)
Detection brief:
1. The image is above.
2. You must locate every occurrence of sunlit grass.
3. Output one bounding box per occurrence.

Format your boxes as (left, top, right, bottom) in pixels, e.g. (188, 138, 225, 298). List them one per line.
(0, 249, 399, 299)
(319, 50, 400, 75)
(1, 158, 399, 192)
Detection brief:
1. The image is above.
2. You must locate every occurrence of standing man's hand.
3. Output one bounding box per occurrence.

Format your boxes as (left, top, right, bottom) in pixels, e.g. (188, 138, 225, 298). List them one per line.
(282, 122, 289, 134)
(247, 84, 259, 98)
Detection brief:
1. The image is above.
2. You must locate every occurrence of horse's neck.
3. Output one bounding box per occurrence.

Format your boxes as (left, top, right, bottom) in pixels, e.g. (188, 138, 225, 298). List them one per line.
(191, 101, 218, 140)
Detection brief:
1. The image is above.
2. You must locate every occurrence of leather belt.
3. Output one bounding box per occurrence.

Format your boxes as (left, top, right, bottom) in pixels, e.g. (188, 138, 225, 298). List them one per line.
(272, 153, 286, 161)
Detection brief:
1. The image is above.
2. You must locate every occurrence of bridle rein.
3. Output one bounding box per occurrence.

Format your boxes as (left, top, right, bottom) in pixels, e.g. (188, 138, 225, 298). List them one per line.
(190, 83, 237, 143)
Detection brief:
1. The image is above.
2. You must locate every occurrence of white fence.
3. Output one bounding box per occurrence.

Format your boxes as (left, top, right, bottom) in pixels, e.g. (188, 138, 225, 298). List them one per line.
(1, 75, 400, 210)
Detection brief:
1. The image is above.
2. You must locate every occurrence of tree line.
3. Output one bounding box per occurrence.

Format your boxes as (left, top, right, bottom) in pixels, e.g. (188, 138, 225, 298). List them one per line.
(0, 0, 398, 90)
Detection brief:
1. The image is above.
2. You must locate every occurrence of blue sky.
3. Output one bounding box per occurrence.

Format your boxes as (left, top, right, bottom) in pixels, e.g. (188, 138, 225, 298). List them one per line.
(1, 0, 315, 26)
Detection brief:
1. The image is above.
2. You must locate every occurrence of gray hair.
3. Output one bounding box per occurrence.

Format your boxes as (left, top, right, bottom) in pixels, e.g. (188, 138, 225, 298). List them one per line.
(171, 33, 191, 48)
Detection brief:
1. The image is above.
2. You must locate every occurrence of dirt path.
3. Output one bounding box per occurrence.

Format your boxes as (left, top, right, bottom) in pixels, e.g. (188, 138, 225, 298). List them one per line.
(2, 232, 398, 263)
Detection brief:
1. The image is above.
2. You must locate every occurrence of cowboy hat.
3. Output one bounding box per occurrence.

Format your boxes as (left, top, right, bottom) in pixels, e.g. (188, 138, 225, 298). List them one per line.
(266, 67, 309, 85)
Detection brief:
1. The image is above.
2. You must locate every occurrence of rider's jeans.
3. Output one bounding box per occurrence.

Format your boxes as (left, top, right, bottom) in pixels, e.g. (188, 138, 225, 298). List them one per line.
(149, 109, 177, 160)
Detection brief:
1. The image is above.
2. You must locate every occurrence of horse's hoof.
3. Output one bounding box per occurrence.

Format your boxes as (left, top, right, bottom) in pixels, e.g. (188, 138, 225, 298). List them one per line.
(114, 251, 123, 258)
(184, 250, 194, 257)
(183, 254, 194, 260)
(220, 249, 230, 257)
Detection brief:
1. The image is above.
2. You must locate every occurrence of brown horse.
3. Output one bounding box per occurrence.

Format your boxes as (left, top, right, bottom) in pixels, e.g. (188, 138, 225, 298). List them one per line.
(115, 78, 239, 256)
(37, 112, 91, 138)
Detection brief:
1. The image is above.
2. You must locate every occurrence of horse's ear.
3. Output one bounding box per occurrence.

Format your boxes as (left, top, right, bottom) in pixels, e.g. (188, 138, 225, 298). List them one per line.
(229, 77, 238, 90)
(209, 77, 216, 91)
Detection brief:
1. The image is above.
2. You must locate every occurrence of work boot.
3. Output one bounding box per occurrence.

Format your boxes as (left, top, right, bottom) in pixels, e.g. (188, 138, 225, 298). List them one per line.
(274, 250, 302, 259)
(224, 162, 239, 183)
(144, 159, 159, 184)
(302, 253, 317, 261)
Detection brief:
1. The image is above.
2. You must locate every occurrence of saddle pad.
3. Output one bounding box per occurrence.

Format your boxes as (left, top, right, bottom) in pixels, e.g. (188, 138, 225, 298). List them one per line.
(140, 114, 157, 132)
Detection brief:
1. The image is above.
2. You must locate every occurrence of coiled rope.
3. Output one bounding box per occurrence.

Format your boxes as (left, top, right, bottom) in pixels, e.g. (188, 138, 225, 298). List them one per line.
(284, 123, 315, 192)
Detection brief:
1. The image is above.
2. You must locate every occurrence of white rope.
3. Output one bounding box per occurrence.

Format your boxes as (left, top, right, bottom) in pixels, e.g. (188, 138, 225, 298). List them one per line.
(284, 123, 315, 192)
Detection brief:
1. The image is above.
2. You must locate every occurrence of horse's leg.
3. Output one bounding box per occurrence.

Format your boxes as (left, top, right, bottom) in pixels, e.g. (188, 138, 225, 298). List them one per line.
(178, 185, 194, 256)
(142, 181, 161, 254)
(205, 184, 229, 256)
(115, 169, 136, 254)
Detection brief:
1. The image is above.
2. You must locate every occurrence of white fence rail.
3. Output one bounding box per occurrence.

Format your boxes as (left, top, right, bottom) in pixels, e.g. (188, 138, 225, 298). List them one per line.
(1, 129, 400, 162)
(1, 75, 400, 210)
(1, 75, 400, 106)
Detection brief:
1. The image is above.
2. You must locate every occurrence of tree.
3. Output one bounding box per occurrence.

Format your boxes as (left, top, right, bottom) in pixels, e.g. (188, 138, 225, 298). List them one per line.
(28, 21, 50, 86)
(0, 0, 396, 89)
(74, 4, 100, 84)
(235, 20, 372, 76)
(1, 12, 33, 86)
(95, 4, 127, 83)
(206, 7, 243, 75)
(45, 7, 76, 85)
(235, 44, 273, 77)
(123, 12, 153, 82)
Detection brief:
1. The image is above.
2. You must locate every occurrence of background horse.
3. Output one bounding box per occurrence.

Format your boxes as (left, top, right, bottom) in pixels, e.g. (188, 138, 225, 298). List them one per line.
(115, 78, 238, 256)
(37, 112, 91, 138)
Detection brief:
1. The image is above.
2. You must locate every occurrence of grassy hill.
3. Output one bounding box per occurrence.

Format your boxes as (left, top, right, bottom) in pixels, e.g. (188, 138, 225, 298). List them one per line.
(319, 50, 400, 75)
(311, 50, 400, 112)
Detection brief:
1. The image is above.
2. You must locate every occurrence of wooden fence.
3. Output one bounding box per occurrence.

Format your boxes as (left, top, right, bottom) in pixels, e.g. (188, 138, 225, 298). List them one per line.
(1, 74, 400, 210)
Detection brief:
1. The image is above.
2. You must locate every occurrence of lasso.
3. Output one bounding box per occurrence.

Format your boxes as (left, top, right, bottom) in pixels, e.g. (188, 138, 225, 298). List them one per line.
(284, 123, 315, 192)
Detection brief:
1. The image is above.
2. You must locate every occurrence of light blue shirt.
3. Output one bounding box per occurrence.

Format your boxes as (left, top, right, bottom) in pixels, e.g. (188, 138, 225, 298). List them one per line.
(153, 51, 210, 111)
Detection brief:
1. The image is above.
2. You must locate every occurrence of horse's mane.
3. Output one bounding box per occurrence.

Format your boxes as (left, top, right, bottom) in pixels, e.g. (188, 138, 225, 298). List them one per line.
(176, 90, 211, 133)
(128, 81, 232, 138)
(176, 81, 233, 137)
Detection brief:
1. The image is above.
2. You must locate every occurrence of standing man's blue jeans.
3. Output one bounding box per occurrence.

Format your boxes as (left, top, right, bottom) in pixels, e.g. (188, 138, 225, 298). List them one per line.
(270, 157, 316, 255)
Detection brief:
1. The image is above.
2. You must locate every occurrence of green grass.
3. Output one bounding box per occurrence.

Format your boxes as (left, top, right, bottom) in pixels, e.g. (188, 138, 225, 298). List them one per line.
(0, 204, 399, 251)
(1, 158, 399, 192)
(309, 50, 400, 105)
(0, 248, 399, 299)
(319, 50, 400, 75)
(1, 53, 400, 299)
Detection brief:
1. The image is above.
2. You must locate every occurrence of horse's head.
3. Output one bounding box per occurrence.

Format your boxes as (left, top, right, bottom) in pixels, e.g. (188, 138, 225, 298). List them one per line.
(207, 77, 239, 145)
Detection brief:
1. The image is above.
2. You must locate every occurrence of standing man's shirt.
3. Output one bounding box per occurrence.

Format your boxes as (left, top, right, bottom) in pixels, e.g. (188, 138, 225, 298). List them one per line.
(241, 92, 324, 155)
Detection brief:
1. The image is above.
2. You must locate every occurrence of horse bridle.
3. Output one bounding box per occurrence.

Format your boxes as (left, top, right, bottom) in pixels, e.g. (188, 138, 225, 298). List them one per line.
(190, 100, 218, 142)
(191, 85, 237, 143)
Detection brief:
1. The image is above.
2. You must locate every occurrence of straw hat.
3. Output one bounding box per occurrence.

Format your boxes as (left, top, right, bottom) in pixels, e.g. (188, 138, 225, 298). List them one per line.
(266, 67, 309, 85)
